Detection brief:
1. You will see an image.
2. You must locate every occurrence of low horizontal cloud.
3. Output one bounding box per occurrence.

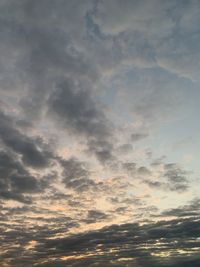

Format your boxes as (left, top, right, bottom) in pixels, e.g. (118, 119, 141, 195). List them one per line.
(1, 216, 199, 267)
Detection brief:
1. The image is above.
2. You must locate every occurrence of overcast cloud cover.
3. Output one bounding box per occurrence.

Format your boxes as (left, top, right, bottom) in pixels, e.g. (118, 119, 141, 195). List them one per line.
(0, 0, 200, 266)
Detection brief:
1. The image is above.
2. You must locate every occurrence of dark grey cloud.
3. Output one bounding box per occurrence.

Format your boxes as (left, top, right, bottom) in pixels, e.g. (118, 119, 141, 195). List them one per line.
(108, 196, 144, 207)
(0, 111, 51, 168)
(9, 174, 40, 194)
(0, 111, 57, 203)
(60, 157, 91, 192)
(116, 143, 133, 154)
(60, 158, 89, 183)
(143, 179, 163, 189)
(0, 0, 95, 117)
(48, 80, 116, 164)
(122, 162, 137, 174)
(163, 163, 189, 192)
(143, 162, 189, 193)
(0, 150, 44, 203)
(83, 210, 110, 224)
(137, 166, 151, 176)
(1, 216, 199, 267)
(122, 162, 152, 179)
(143, 179, 189, 193)
(161, 198, 200, 218)
(0, 151, 31, 202)
(60, 157, 104, 192)
(0, 0, 111, 146)
(0, 0, 118, 165)
(44, 218, 200, 266)
(131, 133, 149, 142)
(48, 80, 110, 140)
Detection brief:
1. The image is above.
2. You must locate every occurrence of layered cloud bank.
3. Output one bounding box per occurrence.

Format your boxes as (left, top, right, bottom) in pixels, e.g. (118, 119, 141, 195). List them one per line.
(0, 1, 200, 266)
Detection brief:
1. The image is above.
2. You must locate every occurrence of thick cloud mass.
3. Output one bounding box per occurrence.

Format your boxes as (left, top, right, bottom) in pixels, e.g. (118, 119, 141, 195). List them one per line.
(0, 111, 51, 168)
(48, 80, 115, 163)
(1, 215, 199, 267)
(0, 150, 42, 203)
(0, 0, 199, 266)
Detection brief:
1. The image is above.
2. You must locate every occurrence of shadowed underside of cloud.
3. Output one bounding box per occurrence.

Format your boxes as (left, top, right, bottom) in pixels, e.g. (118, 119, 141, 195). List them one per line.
(142, 162, 190, 193)
(0, 110, 56, 203)
(48, 80, 116, 164)
(0, 111, 51, 168)
(0, 216, 199, 267)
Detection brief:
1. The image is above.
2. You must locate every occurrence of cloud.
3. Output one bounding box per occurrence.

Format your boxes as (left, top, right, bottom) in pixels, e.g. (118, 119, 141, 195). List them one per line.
(60, 157, 101, 192)
(94, 0, 200, 82)
(142, 162, 190, 193)
(163, 163, 189, 192)
(0, 1, 199, 266)
(0, 111, 57, 203)
(116, 143, 133, 154)
(122, 162, 137, 174)
(131, 133, 149, 142)
(48, 80, 116, 164)
(161, 198, 200, 218)
(1, 216, 199, 267)
(84, 210, 110, 224)
(48, 80, 110, 140)
(94, 0, 174, 37)
(0, 150, 44, 203)
(137, 166, 151, 176)
(0, 111, 51, 168)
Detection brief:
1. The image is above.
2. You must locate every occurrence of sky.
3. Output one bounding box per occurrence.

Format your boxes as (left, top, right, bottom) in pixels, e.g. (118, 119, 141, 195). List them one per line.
(0, 0, 200, 266)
